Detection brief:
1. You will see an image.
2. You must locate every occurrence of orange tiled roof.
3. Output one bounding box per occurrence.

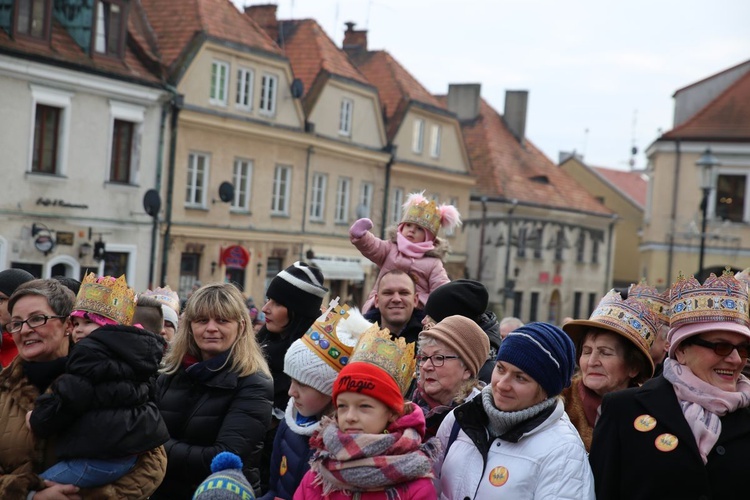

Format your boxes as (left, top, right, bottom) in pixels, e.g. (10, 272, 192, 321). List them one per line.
(592, 167, 647, 209)
(453, 97, 611, 215)
(141, 0, 281, 70)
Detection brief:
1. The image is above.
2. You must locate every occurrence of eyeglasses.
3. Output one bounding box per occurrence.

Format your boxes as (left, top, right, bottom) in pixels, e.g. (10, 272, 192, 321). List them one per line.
(687, 337, 750, 358)
(416, 354, 460, 367)
(7, 314, 67, 334)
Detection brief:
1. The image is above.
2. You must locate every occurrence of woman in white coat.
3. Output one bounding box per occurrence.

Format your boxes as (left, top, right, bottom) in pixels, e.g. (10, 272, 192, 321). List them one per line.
(435, 322, 594, 499)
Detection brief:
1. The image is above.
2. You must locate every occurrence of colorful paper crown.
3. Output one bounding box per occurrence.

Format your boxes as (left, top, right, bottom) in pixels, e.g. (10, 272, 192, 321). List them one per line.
(735, 268, 750, 293)
(350, 325, 416, 395)
(628, 279, 670, 325)
(302, 303, 363, 372)
(140, 285, 180, 313)
(400, 191, 461, 237)
(75, 273, 136, 326)
(669, 270, 749, 330)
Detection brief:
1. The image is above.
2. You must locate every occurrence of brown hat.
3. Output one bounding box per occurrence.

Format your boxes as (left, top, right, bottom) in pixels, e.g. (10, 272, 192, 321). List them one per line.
(419, 315, 490, 377)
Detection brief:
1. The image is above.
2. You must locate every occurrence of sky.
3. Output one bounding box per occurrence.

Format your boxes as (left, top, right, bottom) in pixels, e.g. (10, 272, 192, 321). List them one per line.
(232, 0, 750, 171)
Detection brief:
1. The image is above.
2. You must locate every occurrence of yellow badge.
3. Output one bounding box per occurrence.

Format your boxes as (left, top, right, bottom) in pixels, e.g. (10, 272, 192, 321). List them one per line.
(655, 433, 679, 452)
(633, 414, 657, 432)
(279, 455, 288, 476)
(488, 466, 509, 487)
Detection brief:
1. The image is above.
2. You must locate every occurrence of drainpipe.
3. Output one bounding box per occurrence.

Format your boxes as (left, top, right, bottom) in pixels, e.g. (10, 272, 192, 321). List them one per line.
(476, 196, 488, 281)
(604, 215, 618, 295)
(380, 145, 396, 239)
(502, 199, 518, 314)
(666, 140, 681, 287)
(159, 91, 184, 286)
(149, 101, 168, 289)
(300, 145, 313, 261)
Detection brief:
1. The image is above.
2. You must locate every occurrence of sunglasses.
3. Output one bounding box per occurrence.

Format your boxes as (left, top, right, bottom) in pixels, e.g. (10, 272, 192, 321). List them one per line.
(686, 337, 750, 358)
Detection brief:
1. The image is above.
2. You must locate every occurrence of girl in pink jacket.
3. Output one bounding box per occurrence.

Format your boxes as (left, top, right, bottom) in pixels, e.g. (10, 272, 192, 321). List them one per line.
(350, 192, 461, 313)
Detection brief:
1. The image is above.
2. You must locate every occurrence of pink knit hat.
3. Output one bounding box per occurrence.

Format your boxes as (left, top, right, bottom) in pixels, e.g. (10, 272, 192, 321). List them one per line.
(668, 321, 750, 358)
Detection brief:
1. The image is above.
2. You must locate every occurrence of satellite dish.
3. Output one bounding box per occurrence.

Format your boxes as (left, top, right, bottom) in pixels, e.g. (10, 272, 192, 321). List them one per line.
(290, 78, 304, 98)
(218, 182, 235, 203)
(143, 189, 161, 217)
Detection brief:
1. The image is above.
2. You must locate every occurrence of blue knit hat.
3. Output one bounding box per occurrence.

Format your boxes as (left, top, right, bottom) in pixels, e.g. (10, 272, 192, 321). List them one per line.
(496, 322, 576, 397)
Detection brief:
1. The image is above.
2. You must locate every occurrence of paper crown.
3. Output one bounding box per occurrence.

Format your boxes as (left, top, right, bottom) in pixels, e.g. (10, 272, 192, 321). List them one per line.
(140, 285, 180, 313)
(400, 191, 461, 237)
(735, 268, 750, 292)
(302, 303, 365, 372)
(669, 270, 749, 330)
(628, 279, 670, 325)
(75, 273, 136, 326)
(349, 325, 416, 395)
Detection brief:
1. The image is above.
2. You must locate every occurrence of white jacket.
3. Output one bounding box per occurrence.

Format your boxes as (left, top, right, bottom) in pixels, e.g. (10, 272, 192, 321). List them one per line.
(435, 399, 594, 499)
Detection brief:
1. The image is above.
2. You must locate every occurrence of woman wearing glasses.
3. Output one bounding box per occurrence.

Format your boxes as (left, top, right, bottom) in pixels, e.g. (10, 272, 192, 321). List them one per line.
(412, 315, 490, 438)
(590, 272, 750, 499)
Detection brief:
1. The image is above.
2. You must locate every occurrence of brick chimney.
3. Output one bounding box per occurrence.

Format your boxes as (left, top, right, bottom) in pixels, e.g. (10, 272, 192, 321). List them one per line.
(343, 21, 367, 55)
(245, 4, 279, 42)
(447, 83, 481, 121)
(504, 90, 528, 144)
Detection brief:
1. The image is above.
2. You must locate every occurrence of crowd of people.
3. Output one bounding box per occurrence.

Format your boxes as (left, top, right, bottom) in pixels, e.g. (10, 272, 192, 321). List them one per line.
(2, 192, 750, 499)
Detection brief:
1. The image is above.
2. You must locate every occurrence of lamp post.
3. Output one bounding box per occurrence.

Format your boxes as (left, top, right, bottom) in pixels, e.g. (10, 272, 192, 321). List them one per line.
(696, 148, 720, 282)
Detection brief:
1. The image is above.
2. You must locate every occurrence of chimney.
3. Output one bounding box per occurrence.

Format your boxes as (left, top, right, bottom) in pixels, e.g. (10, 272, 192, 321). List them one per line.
(504, 90, 528, 144)
(343, 21, 367, 55)
(447, 83, 481, 121)
(245, 4, 278, 42)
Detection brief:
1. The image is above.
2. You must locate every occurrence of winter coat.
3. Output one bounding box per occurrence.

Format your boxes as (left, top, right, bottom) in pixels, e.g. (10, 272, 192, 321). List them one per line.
(0, 356, 167, 498)
(30, 325, 169, 459)
(294, 474, 436, 500)
(476, 311, 501, 383)
(351, 228, 449, 312)
(436, 397, 594, 499)
(363, 307, 425, 348)
(590, 375, 750, 500)
(153, 356, 274, 498)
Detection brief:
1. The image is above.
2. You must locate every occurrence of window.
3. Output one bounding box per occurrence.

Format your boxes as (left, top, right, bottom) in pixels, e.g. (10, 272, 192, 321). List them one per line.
(358, 182, 373, 219)
(185, 152, 209, 207)
(178, 253, 201, 299)
(533, 227, 543, 259)
(429, 124, 441, 158)
(231, 159, 253, 211)
(513, 291, 523, 318)
(210, 61, 229, 106)
(309, 173, 327, 221)
(390, 188, 404, 225)
(236, 67, 254, 110)
(591, 238, 599, 264)
(109, 120, 134, 183)
(516, 227, 527, 258)
(445, 197, 458, 236)
(15, 0, 51, 40)
(271, 165, 291, 215)
(573, 291, 582, 318)
(412, 119, 425, 154)
(335, 177, 351, 223)
(93, 0, 126, 57)
(259, 73, 278, 115)
(530, 292, 539, 322)
(588, 292, 597, 316)
(575, 230, 585, 263)
(715, 173, 747, 222)
(339, 98, 353, 136)
(554, 229, 565, 262)
(32, 104, 61, 174)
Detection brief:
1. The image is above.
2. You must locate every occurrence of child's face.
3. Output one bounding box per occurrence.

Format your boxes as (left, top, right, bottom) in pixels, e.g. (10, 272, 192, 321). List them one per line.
(336, 392, 396, 434)
(288, 379, 331, 417)
(71, 316, 100, 342)
(401, 223, 426, 243)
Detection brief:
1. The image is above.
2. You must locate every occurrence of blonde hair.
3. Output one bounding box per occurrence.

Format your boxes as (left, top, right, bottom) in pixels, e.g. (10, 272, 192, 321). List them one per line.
(161, 283, 270, 377)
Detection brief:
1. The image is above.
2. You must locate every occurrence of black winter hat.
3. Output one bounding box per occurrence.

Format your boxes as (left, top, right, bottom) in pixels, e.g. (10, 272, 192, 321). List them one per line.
(424, 279, 489, 323)
(0, 269, 34, 298)
(266, 261, 327, 318)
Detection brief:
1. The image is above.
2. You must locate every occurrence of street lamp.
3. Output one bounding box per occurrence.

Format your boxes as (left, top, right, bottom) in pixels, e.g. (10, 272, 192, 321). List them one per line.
(696, 147, 720, 282)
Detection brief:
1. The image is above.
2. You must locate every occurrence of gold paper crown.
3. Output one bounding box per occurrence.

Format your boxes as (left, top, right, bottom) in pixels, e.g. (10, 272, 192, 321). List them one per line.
(735, 268, 750, 293)
(401, 197, 441, 236)
(349, 325, 416, 395)
(302, 303, 358, 372)
(628, 279, 670, 325)
(669, 269, 749, 329)
(75, 273, 136, 325)
(140, 286, 180, 313)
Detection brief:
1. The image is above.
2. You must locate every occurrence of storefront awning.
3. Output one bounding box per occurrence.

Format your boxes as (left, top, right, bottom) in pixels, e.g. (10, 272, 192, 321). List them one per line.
(311, 259, 365, 282)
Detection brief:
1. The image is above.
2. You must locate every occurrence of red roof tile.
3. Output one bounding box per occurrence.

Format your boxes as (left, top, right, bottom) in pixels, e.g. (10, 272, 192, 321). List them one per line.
(592, 167, 647, 209)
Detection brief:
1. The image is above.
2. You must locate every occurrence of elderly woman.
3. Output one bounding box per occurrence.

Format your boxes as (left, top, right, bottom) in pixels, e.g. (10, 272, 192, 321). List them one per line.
(0, 279, 166, 498)
(436, 322, 594, 498)
(590, 272, 750, 498)
(412, 315, 489, 438)
(561, 290, 658, 450)
(153, 283, 273, 498)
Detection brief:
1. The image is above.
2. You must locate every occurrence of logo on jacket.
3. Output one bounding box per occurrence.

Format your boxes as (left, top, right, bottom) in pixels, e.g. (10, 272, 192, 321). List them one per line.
(488, 466, 509, 487)
(655, 433, 679, 452)
(280, 455, 288, 476)
(633, 414, 657, 432)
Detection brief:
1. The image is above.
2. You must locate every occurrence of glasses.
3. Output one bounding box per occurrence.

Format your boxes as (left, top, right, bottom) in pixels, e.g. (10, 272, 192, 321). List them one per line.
(417, 354, 460, 367)
(687, 337, 750, 358)
(7, 314, 67, 334)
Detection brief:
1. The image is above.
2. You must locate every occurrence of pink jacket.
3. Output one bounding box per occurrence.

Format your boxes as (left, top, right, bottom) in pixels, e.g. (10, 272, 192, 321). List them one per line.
(294, 473, 436, 500)
(351, 230, 449, 312)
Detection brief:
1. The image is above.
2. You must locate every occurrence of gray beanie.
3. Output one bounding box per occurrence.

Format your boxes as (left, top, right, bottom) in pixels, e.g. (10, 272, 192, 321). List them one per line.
(0, 269, 34, 298)
(192, 452, 254, 499)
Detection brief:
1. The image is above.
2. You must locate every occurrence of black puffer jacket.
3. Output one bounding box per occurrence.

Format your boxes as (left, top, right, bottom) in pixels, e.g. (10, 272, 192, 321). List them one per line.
(477, 312, 501, 383)
(153, 355, 273, 498)
(29, 325, 169, 459)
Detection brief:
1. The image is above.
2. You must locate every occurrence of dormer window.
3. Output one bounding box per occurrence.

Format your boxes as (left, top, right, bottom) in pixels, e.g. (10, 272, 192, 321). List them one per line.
(93, 0, 127, 58)
(14, 0, 52, 41)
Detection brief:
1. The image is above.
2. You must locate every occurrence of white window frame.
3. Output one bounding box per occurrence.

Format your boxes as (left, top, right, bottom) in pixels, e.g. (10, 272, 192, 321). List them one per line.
(259, 73, 278, 116)
(335, 177, 351, 224)
(359, 182, 373, 219)
(107, 100, 144, 185)
(231, 158, 253, 212)
(236, 67, 254, 111)
(429, 124, 442, 158)
(339, 98, 353, 136)
(185, 152, 209, 208)
(28, 85, 73, 176)
(412, 118, 424, 154)
(271, 164, 291, 215)
(309, 173, 327, 221)
(390, 188, 404, 225)
(210, 60, 229, 106)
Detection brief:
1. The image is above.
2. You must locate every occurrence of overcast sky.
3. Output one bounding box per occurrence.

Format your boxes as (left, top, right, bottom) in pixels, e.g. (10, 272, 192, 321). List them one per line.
(233, 0, 750, 171)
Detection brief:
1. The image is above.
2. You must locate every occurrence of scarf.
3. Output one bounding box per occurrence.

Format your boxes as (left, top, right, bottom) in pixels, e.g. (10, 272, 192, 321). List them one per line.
(184, 350, 231, 382)
(577, 377, 602, 427)
(396, 231, 435, 259)
(481, 385, 556, 438)
(22, 357, 68, 392)
(308, 405, 440, 498)
(663, 357, 750, 464)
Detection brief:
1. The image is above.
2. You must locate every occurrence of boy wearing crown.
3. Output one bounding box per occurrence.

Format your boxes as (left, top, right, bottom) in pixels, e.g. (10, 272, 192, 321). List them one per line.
(25, 273, 169, 488)
(350, 191, 461, 313)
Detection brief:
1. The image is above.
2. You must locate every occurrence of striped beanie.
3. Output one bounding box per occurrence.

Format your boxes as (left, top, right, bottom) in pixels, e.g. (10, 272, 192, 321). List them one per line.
(266, 261, 327, 318)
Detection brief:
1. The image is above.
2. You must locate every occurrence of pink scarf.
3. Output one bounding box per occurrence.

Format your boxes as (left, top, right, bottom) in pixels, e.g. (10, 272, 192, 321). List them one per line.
(663, 358, 750, 463)
(396, 232, 434, 259)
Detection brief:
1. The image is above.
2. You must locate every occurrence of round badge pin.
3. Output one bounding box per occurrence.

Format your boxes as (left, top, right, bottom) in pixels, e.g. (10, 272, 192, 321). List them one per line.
(655, 433, 678, 452)
(633, 414, 657, 432)
(488, 466, 509, 487)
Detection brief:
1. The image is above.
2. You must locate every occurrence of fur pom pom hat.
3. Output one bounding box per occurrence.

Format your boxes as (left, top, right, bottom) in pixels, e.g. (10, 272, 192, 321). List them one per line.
(400, 191, 461, 239)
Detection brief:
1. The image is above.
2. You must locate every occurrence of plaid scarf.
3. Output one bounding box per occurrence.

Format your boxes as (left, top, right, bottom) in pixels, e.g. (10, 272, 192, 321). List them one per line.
(309, 403, 440, 498)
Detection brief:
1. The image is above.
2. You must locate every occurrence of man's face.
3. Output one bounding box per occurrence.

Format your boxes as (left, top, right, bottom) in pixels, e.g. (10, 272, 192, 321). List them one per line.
(374, 273, 416, 329)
